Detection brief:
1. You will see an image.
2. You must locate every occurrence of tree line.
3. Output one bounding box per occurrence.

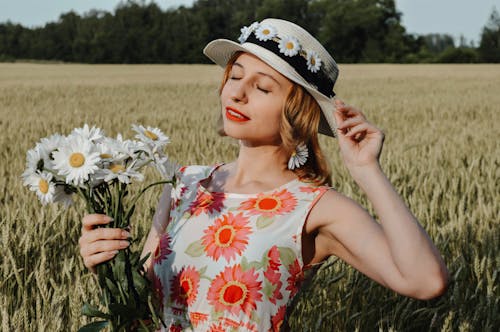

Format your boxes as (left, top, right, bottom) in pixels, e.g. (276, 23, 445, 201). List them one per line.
(0, 0, 499, 64)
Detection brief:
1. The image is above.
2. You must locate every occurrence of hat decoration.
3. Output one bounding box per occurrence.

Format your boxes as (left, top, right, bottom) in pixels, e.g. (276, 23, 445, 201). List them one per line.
(237, 21, 334, 98)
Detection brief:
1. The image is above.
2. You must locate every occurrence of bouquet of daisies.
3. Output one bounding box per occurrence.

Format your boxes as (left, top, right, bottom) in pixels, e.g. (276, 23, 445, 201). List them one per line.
(22, 124, 178, 331)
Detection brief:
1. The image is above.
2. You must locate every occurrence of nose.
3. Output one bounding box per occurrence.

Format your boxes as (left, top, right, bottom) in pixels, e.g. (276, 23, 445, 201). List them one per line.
(230, 79, 248, 104)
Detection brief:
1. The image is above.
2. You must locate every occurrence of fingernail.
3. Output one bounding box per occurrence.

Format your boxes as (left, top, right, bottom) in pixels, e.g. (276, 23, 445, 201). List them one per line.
(112, 250, 119, 255)
(105, 216, 114, 222)
(120, 240, 130, 247)
(122, 230, 131, 238)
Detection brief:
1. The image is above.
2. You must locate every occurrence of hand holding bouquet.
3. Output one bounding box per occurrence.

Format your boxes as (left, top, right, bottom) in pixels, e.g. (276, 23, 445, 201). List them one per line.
(22, 124, 178, 331)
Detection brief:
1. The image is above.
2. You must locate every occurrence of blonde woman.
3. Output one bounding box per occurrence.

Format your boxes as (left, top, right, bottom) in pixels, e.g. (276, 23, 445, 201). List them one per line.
(79, 18, 449, 331)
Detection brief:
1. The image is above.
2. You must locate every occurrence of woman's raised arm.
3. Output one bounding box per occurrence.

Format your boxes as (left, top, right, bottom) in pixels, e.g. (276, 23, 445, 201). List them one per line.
(307, 101, 449, 299)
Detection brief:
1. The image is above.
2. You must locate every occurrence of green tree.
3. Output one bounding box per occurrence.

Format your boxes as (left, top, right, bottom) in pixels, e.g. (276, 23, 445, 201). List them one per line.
(478, 7, 500, 62)
(310, 0, 409, 63)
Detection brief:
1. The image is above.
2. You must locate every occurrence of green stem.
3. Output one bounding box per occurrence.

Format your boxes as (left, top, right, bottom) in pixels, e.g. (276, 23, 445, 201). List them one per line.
(124, 180, 174, 221)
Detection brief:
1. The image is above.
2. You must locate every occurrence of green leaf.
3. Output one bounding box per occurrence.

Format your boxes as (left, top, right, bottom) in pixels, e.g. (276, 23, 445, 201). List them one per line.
(198, 265, 207, 277)
(108, 302, 132, 317)
(105, 278, 120, 299)
(81, 303, 111, 319)
(240, 256, 262, 271)
(185, 239, 205, 257)
(278, 246, 296, 267)
(262, 280, 274, 298)
(256, 215, 274, 229)
(77, 320, 109, 332)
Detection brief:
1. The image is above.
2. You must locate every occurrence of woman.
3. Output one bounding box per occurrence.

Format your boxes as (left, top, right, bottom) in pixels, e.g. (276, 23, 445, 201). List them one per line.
(79, 18, 449, 331)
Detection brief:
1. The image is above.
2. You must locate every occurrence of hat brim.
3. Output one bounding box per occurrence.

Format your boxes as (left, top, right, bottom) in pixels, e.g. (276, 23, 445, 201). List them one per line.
(203, 39, 337, 137)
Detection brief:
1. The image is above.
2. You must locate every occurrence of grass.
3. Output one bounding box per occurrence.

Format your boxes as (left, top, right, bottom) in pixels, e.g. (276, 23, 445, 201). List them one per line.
(0, 63, 498, 331)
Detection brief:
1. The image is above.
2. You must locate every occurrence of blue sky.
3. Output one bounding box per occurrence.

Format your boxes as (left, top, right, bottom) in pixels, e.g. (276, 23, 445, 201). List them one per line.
(0, 0, 499, 45)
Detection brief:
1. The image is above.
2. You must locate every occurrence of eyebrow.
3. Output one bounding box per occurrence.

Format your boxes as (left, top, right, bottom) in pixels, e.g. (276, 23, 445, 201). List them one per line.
(233, 62, 281, 86)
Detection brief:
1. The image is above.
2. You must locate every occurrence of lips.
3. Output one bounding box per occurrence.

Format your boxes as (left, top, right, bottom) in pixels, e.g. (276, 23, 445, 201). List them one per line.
(225, 107, 250, 122)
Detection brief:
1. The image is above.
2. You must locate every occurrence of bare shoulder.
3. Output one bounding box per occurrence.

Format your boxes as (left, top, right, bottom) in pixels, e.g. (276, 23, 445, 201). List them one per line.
(305, 188, 369, 234)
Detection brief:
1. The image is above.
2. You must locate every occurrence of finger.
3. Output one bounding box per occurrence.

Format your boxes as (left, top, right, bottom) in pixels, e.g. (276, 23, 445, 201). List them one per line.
(337, 115, 365, 130)
(345, 122, 371, 137)
(80, 228, 130, 245)
(336, 105, 366, 120)
(80, 239, 130, 257)
(334, 99, 345, 108)
(83, 250, 119, 270)
(82, 214, 113, 231)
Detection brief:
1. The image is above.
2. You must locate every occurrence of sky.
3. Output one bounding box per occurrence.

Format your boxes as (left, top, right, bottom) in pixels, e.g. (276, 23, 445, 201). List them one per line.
(0, 0, 499, 45)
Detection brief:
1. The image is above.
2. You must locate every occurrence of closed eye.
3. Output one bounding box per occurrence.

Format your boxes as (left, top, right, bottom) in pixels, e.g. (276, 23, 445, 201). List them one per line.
(257, 86, 270, 94)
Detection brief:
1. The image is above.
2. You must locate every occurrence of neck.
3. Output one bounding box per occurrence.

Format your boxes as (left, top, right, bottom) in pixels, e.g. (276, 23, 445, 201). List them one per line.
(228, 140, 295, 184)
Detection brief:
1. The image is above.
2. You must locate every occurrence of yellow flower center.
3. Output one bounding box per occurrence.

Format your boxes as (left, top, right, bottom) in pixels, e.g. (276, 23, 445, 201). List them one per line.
(109, 163, 125, 173)
(100, 153, 112, 159)
(144, 130, 158, 141)
(69, 152, 85, 167)
(291, 151, 297, 157)
(286, 42, 294, 50)
(311, 57, 316, 65)
(39, 179, 49, 194)
(263, 28, 270, 35)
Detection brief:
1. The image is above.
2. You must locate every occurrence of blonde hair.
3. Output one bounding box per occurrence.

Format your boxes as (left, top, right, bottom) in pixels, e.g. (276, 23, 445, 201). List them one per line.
(217, 52, 332, 187)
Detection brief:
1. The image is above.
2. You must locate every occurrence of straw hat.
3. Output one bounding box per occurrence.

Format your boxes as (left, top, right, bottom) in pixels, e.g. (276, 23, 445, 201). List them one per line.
(203, 18, 339, 137)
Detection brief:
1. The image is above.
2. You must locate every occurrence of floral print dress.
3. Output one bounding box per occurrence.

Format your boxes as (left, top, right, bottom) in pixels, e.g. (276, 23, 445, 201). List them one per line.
(152, 164, 329, 331)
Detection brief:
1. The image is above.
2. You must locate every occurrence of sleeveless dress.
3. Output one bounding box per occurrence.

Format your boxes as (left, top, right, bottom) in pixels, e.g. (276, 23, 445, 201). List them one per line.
(152, 164, 329, 331)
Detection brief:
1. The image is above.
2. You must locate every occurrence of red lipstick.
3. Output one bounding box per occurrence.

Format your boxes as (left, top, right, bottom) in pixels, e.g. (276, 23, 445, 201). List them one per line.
(225, 107, 250, 122)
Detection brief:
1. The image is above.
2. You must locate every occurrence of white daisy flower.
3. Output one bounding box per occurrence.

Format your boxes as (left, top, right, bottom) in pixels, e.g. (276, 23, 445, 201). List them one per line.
(306, 50, 322, 73)
(28, 172, 55, 205)
(52, 136, 101, 186)
(238, 21, 259, 43)
(40, 133, 64, 162)
(154, 155, 179, 179)
(131, 125, 170, 149)
(278, 36, 301, 57)
(71, 124, 105, 143)
(96, 162, 144, 184)
(95, 141, 115, 161)
(255, 24, 277, 41)
(22, 142, 54, 186)
(248, 21, 260, 31)
(288, 143, 309, 170)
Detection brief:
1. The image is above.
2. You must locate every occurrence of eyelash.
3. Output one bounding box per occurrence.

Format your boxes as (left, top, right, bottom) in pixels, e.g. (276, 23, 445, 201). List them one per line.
(229, 76, 270, 94)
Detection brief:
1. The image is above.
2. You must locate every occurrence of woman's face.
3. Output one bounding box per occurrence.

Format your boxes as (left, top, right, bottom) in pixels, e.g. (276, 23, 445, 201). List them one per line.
(220, 53, 293, 146)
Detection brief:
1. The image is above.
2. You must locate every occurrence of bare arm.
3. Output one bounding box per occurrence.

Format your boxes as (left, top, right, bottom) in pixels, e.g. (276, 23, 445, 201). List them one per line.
(308, 100, 449, 300)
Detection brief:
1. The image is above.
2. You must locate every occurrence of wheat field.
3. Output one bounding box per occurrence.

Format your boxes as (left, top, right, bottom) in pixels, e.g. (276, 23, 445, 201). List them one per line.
(0, 63, 499, 331)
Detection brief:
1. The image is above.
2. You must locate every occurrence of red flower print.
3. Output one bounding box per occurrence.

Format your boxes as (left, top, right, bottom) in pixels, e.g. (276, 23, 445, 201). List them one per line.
(151, 273, 164, 310)
(208, 322, 226, 332)
(286, 259, 304, 298)
(264, 246, 281, 278)
(238, 189, 297, 218)
(170, 266, 200, 306)
(153, 233, 172, 264)
(299, 185, 325, 193)
(207, 264, 262, 317)
(202, 212, 252, 262)
(189, 312, 209, 327)
(189, 190, 225, 216)
(219, 317, 239, 328)
(270, 305, 287, 332)
(169, 324, 183, 332)
(264, 246, 283, 303)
